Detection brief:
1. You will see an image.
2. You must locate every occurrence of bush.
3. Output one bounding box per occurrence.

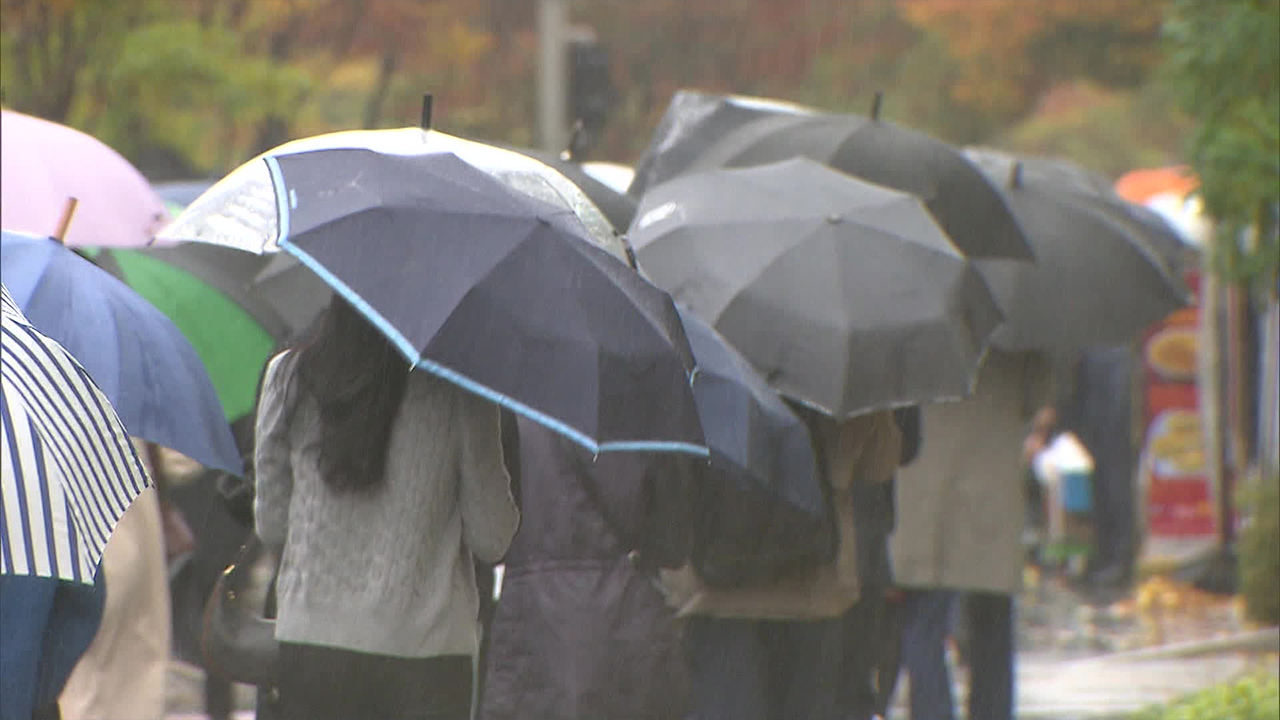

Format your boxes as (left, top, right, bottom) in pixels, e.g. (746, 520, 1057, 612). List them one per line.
(1129, 674, 1280, 720)
(1239, 472, 1280, 625)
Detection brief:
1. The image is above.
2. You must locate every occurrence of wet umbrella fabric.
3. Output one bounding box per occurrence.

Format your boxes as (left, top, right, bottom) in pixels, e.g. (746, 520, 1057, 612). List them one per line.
(501, 146, 638, 234)
(157, 127, 629, 261)
(1, 285, 151, 584)
(957, 151, 1192, 351)
(265, 148, 707, 457)
(630, 158, 1003, 418)
(677, 305, 822, 515)
(0, 109, 170, 248)
(675, 112, 1034, 261)
(627, 89, 816, 199)
(89, 244, 288, 421)
(964, 147, 1196, 281)
(1, 232, 243, 476)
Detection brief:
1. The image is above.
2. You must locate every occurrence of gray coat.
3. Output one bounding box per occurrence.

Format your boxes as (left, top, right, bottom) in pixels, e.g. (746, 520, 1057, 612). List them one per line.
(890, 351, 1052, 595)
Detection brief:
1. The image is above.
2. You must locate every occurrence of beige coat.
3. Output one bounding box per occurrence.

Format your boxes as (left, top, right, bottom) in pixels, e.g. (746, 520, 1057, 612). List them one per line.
(890, 351, 1052, 596)
(660, 409, 902, 620)
(59, 442, 171, 720)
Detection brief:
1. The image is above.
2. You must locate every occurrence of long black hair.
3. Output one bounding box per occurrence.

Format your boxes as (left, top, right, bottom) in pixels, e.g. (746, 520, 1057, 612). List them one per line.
(287, 296, 410, 493)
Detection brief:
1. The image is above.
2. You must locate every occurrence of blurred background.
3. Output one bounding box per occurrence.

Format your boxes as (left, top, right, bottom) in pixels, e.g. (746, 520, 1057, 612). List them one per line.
(0, 0, 1190, 180)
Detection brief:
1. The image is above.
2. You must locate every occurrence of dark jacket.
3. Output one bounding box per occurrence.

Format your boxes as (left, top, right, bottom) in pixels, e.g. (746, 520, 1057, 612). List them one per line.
(479, 417, 696, 720)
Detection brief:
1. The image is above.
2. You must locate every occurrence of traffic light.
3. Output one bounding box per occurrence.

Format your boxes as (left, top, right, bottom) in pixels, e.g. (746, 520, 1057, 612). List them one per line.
(567, 35, 616, 160)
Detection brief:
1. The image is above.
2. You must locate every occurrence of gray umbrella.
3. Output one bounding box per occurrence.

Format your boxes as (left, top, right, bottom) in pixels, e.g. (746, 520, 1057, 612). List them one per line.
(964, 147, 1197, 281)
(627, 91, 1034, 260)
(629, 157, 1003, 418)
(961, 149, 1192, 352)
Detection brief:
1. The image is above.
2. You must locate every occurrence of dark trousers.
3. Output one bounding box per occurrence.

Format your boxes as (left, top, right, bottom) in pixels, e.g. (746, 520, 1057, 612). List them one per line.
(0, 574, 105, 720)
(684, 616, 842, 720)
(899, 590, 1016, 720)
(277, 642, 473, 720)
(962, 592, 1015, 720)
(899, 589, 958, 720)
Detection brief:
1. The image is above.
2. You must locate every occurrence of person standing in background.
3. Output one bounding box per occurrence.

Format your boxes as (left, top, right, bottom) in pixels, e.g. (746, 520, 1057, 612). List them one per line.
(891, 351, 1053, 720)
(479, 417, 696, 720)
(57, 440, 171, 720)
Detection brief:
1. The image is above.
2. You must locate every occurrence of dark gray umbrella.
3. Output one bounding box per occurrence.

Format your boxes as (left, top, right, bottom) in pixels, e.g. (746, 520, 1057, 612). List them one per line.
(629, 157, 1003, 418)
(676, 304, 822, 516)
(266, 148, 708, 457)
(963, 147, 1197, 281)
(960, 149, 1192, 351)
(500, 145, 638, 234)
(627, 89, 816, 199)
(627, 91, 1034, 260)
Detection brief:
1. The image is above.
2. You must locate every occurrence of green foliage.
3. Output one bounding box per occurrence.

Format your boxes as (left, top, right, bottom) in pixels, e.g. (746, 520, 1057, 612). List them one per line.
(1129, 673, 1280, 720)
(1238, 471, 1280, 625)
(997, 80, 1192, 180)
(1162, 0, 1280, 286)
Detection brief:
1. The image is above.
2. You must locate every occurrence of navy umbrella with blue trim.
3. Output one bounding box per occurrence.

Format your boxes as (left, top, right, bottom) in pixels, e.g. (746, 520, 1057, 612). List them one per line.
(255, 148, 707, 457)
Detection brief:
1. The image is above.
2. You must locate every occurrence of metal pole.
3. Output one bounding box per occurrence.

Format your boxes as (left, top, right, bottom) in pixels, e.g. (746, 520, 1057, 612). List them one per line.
(538, 0, 568, 153)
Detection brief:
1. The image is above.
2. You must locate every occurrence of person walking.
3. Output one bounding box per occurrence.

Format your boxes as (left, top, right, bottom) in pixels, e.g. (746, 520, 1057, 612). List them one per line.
(890, 350, 1053, 720)
(57, 442, 171, 720)
(253, 297, 520, 720)
(479, 417, 696, 720)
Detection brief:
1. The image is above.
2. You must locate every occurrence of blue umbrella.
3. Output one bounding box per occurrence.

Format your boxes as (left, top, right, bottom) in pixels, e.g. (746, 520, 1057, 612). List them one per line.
(1, 231, 242, 476)
(678, 305, 822, 515)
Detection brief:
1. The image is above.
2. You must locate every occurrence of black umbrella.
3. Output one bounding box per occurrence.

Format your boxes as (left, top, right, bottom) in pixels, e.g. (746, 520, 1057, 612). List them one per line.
(679, 113, 1035, 260)
(627, 91, 1034, 260)
(266, 148, 708, 457)
(501, 145, 638, 234)
(630, 157, 1003, 418)
(960, 149, 1192, 351)
(627, 89, 816, 199)
(964, 147, 1197, 281)
(676, 304, 822, 516)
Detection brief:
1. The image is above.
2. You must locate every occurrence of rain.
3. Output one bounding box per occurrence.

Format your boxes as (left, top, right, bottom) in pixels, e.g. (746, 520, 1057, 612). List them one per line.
(1, 2, 1277, 720)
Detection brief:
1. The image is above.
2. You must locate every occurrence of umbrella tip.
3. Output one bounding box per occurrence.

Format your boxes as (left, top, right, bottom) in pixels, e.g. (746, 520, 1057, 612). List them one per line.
(1009, 161, 1024, 189)
(420, 93, 433, 130)
(871, 91, 884, 121)
(562, 119, 585, 163)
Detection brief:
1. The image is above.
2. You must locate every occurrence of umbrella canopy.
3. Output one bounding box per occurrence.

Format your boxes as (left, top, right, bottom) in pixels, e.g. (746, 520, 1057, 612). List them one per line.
(958, 151, 1192, 351)
(630, 157, 1003, 418)
(157, 127, 629, 261)
(0, 109, 171, 247)
(88, 243, 289, 421)
(628, 89, 816, 199)
(251, 147, 707, 456)
(2, 285, 151, 584)
(1, 232, 243, 475)
(153, 179, 217, 215)
(676, 305, 822, 515)
(500, 145, 638, 234)
(965, 148, 1197, 281)
(675, 112, 1035, 261)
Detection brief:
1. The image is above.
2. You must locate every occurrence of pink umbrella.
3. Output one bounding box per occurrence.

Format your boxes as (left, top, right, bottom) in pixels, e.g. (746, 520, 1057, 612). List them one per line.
(1, 109, 171, 247)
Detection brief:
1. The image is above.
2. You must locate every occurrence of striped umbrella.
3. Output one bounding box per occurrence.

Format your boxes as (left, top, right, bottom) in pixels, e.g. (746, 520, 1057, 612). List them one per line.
(1, 284, 150, 584)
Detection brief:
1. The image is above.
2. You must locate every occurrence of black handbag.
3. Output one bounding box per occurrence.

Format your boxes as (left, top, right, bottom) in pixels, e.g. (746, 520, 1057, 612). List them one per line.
(201, 539, 279, 686)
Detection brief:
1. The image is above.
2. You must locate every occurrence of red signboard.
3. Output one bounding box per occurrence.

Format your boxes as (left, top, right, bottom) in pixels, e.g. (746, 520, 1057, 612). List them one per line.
(1139, 270, 1216, 537)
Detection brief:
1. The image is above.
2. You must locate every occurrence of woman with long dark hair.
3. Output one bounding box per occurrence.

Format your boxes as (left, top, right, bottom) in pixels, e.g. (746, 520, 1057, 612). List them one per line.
(253, 296, 520, 719)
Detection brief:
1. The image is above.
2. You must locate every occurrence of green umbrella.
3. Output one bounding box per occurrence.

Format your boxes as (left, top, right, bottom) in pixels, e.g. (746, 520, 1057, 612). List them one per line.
(95, 247, 279, 421)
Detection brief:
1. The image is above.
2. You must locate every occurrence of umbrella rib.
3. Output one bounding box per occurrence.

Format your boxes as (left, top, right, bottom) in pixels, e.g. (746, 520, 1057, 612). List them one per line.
(275, 236, 710, 459)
